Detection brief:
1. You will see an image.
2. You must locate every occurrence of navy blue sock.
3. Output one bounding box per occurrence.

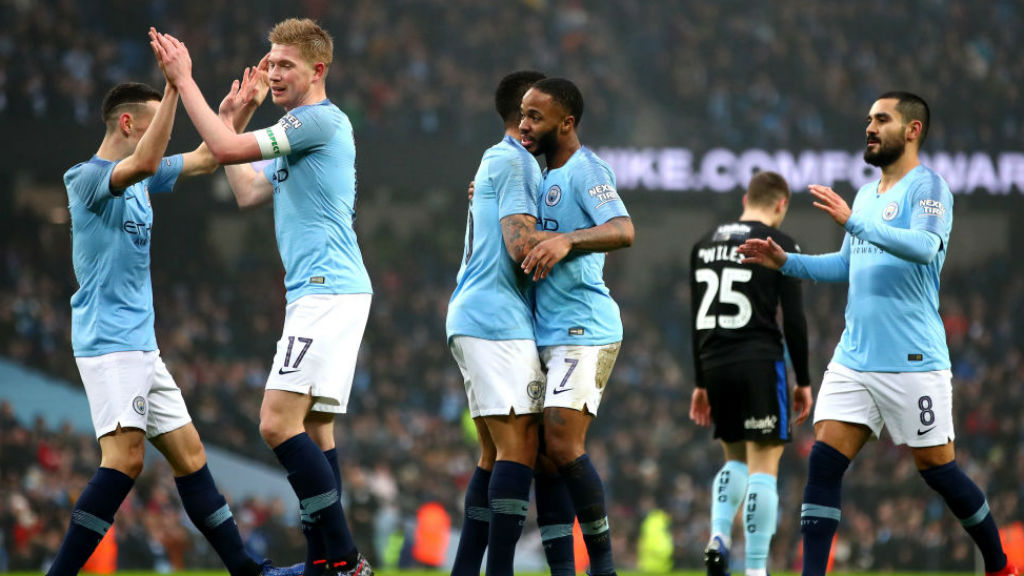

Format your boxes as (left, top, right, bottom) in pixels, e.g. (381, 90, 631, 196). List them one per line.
(451, 466, 492, 576)
(535, 472, 576, 576)
(47, 467, 134, 576)
(800, 441, 850, 576)
(302, 448, 358, 576)
(273, 434, 356, 572)
(486, 460, 533, 576)
(560, 454, 614, 576)
(176, 464, 260, 576)
(921, 461, 1007, 572)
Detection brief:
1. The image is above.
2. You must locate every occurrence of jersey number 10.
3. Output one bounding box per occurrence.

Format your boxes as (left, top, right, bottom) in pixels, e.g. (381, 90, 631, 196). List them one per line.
(695, 267, 753, 330)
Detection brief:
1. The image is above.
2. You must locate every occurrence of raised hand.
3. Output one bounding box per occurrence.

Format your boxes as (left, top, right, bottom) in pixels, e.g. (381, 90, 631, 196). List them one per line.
(219, 58, 269, 120)
(149, 28, 193, 87)
(808, 184, 852, 226)
(737, 236, 787, 270)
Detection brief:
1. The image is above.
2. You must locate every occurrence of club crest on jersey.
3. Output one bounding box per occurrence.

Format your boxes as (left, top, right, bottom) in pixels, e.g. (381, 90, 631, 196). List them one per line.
(527, 380, 543, 400)
(882, 201, 899, 221)
(132, 395, 147, 415)
(545, 185, 562, 206)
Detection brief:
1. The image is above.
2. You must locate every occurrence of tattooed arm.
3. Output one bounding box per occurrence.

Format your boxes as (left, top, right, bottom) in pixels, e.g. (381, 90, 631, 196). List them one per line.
(521, 216, 635, 281)
(501, 213, 557, 263)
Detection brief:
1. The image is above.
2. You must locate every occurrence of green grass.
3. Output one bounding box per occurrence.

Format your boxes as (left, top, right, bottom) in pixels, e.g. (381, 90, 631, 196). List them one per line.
(5, 572, 976, 576)
(4, 565, 970, 569)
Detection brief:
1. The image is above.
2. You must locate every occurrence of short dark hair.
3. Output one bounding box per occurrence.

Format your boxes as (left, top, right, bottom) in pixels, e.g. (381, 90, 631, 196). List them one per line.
(495, 70, 546, 126)
(878, 91, 930, 145)
(531, 77, 585, 128)
(746, 170, 791, 207)
(101, 82, 162, 124)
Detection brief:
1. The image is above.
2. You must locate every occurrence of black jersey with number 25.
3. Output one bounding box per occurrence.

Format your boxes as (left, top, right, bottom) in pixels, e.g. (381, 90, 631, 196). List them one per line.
(689, 220, 810, 388)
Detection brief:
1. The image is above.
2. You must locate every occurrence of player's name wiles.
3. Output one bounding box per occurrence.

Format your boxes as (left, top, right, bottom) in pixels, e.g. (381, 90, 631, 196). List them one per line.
(595, 147, 1024, 195)
(696, 244, 744, 265)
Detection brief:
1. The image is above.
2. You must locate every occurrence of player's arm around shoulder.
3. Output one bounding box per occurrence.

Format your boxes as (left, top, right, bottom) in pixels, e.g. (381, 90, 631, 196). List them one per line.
(500, 213, 555, 263)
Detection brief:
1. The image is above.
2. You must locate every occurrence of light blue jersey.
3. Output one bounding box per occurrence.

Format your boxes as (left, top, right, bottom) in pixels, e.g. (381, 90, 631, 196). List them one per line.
(66, 155, 183, 356)
(446, 135, 541, 342)
(783, 165, 952, 371)
(534, 146, 629, 347)
(261, 100, 372, 302)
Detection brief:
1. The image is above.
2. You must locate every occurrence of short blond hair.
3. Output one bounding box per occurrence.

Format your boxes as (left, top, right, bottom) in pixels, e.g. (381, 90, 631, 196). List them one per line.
(269, 18, 333, 70)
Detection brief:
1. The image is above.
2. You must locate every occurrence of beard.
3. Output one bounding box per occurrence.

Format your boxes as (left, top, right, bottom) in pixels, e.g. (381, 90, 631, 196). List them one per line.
(531, 126, 561, 158)
(863, 137, 906, 168)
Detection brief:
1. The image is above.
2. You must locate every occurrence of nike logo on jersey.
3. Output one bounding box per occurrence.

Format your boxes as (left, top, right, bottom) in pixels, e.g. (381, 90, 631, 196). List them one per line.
(278, 367, 301, 375)
(917, 426, 936, 436)
(552, 387, 573, 395)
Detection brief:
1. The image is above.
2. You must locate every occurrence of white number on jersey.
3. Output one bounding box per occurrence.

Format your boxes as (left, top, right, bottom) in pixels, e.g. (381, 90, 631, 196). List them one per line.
(695, 267, 753, 330)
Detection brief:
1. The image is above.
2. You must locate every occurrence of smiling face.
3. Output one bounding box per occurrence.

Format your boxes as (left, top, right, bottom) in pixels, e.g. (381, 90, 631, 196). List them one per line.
(518, 87, 568, 158)
(266, 43, 324, 110)
(863, 98, 911, 168)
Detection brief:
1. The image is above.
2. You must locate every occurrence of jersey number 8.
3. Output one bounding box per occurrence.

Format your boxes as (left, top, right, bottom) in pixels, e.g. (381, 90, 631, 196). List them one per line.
(695, 267, 753, 330)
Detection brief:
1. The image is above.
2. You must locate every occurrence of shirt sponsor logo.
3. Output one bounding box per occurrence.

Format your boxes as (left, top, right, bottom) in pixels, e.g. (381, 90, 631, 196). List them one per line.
(882, 201, 899, 221)
(588, 183, 619, 208)
(545, 185, 562, 206)
(918, 198, 945, 218)
(744, 415, 778, 433)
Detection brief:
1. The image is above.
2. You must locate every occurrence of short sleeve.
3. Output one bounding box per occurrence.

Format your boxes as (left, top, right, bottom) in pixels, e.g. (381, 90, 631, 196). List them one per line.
(907, 173, 952, 244)
(254, 106, 336, 159)
(576, 162, 629, 224)
(66, 159, 116, 210)
(495, 150, 540, 220)
(146, 154, 184, 195)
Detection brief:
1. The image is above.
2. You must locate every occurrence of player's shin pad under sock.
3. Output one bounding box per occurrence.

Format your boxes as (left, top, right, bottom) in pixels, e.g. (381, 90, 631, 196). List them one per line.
(921, 460, 1007, 573)
(175, 464, 261, 576)
(535, 472, 576, 576)
(273, 434, 357, 568)
(486, 460, 533, 576)
(47, 467, 134, 576)
(744, 473, 778, 572)
(800, 441, 849, 576)
(451, 466, 492, 576)
(560, 454, 615, 576)
(711, 460, 749, 544)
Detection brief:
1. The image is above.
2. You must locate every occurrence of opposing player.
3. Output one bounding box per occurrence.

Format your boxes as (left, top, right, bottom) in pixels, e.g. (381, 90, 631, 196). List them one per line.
(689, 171, 812, 576)
(739, 92, 1017, 576)
(446, 70, 574, 576)
(53, 40, 295, 576)
(520, 77, 634, 576)
(152, 19, 373, 576)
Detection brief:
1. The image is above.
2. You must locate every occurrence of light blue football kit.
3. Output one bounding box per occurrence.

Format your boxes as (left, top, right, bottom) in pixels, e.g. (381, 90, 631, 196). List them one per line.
(259, 100, 372, 301)
(446, 135, 542, 342)
(66, 154, 183, 356)
(781, 164, 952, 372)
(533, 146, 629, 347)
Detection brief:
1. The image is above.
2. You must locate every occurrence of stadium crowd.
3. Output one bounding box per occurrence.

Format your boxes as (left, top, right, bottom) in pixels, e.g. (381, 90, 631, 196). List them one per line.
(1, 0, 1022, 147)
(2, 195, 1023, 571)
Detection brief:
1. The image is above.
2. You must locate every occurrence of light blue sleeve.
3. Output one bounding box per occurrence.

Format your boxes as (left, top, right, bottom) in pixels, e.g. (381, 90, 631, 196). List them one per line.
(844, 211, 941, 265)
(72, 160, 117, 210)
(495, 150, 539, 220)
(146, 154, 184, 195)
(781, 234, 850, 282)
(279, 107, 335, 153)
(576, 163, 629, 224)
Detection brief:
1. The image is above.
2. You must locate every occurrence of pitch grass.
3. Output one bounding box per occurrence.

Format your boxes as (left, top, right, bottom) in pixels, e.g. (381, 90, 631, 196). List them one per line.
(8, 572, 974, 576)
(8, 565, 974, 569)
